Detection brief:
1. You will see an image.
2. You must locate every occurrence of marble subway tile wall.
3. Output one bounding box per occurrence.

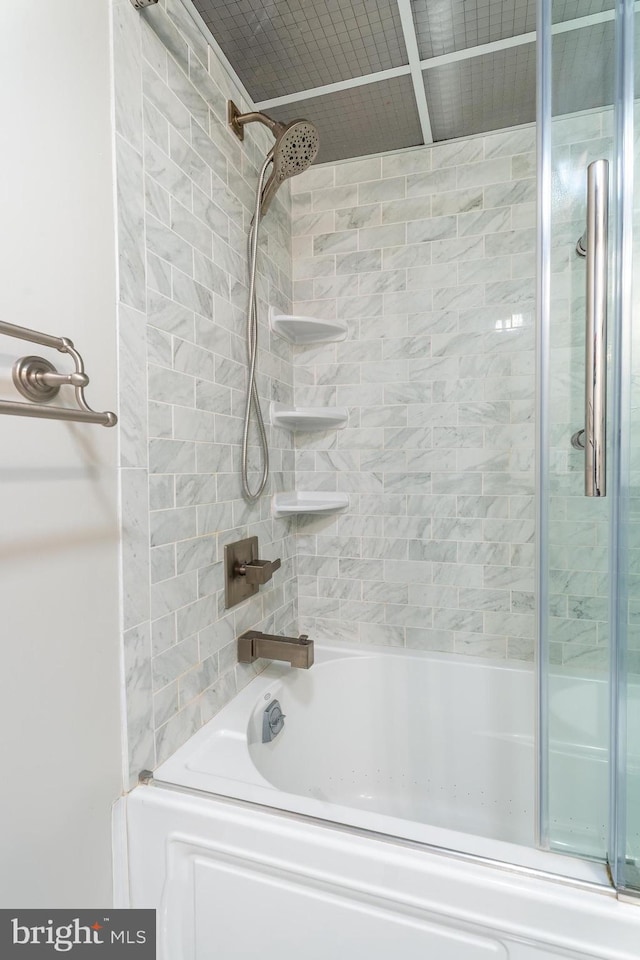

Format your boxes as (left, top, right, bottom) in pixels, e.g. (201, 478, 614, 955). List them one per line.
(548, 110, 613, 669)
(290, 129, 537, 659)
(113, 0, 297, 783)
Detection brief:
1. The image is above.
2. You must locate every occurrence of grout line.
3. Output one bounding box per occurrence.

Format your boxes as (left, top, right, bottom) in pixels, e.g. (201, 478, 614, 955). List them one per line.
(396, 0, 433, 145)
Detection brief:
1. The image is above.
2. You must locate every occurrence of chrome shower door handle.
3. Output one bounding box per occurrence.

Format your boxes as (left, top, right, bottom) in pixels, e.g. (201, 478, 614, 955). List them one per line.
(584, 159, 609, 497)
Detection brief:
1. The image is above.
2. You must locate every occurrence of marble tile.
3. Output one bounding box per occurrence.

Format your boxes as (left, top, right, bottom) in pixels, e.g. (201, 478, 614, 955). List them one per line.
(149, 438, 196, 474)
(312, 185, 358, 212)
(173, 268, 213, 318)
(431, 138, 484, 168)
(458, 207, 511, 237)
(118, 305, 148, 468)
(166, 57, 208, 130)
(432, 187, 483, 217)
(151, 543, 176, 583)
(142, 59, 190, 139)
(335, 203, 382, 231)
(382, 149, 432, 176)
(336, 156, 382, 185)
(123, 622, 155, 786)
(189, 52, 226, 122)
(483, 127, 535, 158)
(358, 223, 406, 250)
(141, 2, 189, 75)
(120, 469, 151, 633)
(155, 700, 201, 765)
(146, 214, 193, 274)
(169, 127, 210, 195)
(113, 1, 143, 151)
(171, 198, 213, 258)
(293, 212, 335, 237)
(143, 99, 169, 153)
(116, 135, 146, 312)
(144, 136, 192, 208)
(313, 231, 358, 255)
(145, 175, 171, 225)
(456, 158, 511, 189)
(381, 197, 432, 224)
(358, 177, 405, 205)
(407, 216, 457, 243)
(484, 179, 536, 209)
(200, 671, 237, 724)
(140, 15, 168, 80)
(406, 167, 457, 198)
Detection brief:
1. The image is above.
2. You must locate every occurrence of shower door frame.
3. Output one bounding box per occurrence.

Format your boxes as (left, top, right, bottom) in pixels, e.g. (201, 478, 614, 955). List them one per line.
(609, 0, 637, 900)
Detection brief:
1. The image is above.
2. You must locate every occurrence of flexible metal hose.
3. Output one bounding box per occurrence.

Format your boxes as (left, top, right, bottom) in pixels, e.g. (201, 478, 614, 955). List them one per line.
(241, 151, 274, 502)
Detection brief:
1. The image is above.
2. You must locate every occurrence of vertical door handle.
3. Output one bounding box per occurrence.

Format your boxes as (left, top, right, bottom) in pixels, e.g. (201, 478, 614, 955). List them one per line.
(584, 159, 609, 497)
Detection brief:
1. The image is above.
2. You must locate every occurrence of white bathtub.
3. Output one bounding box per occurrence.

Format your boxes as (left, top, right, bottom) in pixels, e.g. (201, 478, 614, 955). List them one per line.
(118, 644, 640, 959)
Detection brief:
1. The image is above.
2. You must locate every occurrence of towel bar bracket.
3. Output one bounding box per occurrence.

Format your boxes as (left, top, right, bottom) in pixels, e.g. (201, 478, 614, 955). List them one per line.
(0, 321, 118, 428)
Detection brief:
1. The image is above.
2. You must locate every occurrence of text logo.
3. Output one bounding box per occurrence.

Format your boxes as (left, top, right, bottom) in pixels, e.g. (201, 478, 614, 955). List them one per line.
(1, 910, 155, 957)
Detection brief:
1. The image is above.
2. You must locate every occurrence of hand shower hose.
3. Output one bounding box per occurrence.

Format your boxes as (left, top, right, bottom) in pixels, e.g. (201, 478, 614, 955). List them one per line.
(241, 151, 273, 502)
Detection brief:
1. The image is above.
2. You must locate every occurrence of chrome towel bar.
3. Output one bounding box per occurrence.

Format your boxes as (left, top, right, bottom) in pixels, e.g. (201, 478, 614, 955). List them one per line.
(0, 321, 117, 427)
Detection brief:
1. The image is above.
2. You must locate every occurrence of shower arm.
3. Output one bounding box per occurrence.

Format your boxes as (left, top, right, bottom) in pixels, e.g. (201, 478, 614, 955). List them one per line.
(227, 102, 285, 142)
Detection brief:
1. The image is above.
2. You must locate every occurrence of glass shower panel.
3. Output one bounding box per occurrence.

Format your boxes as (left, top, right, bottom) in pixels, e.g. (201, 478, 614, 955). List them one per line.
(540, 0, 616, 860)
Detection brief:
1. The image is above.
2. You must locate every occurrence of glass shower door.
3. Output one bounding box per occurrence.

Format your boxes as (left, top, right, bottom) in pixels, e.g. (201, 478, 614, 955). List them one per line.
(540, 0, 640, 890)
(538, 0, 619, 863)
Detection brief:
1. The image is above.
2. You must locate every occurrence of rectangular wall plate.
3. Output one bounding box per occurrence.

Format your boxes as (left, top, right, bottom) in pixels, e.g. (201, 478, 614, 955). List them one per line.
(224, 536, 259, 609)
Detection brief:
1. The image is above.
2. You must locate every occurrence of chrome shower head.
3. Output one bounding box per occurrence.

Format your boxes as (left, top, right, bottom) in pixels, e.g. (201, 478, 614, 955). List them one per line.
(260, 118, 320, 215)
(227, 101, 320, 215)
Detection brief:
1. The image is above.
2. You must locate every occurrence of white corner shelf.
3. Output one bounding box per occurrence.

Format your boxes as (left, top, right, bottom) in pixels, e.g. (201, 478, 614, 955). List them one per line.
(270, 403, 348, 432)
(272, 492, 350, 518)
(270, 311, 347, 344)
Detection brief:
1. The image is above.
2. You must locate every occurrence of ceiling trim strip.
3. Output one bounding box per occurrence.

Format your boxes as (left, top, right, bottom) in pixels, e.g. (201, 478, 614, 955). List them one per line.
(396, 0, 433, 144)
(420, 31, 535, 71)
(255, 66, 412, 111)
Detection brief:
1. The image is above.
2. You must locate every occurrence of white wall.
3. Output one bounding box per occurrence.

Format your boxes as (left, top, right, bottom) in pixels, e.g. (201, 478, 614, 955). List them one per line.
(0, 0, 122, 905)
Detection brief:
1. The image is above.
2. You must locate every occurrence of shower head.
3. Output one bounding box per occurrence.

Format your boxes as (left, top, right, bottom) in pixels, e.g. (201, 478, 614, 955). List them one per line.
(227, 101, 320, 215)
(260, 118, 319, 214)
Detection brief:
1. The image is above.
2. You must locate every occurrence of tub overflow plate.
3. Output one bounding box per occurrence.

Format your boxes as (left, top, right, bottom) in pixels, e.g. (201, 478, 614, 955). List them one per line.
(262, 699, 286, 743)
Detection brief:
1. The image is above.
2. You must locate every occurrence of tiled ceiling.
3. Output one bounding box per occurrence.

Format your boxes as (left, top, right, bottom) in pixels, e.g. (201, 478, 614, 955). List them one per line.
(269, 75, 423, 164)
(551, 21, 615, 117)
(191, 0, 620, 161)
(424, 43, 537, 142)
(194, 0, 408, 100)
(412, 0, 537, 60)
